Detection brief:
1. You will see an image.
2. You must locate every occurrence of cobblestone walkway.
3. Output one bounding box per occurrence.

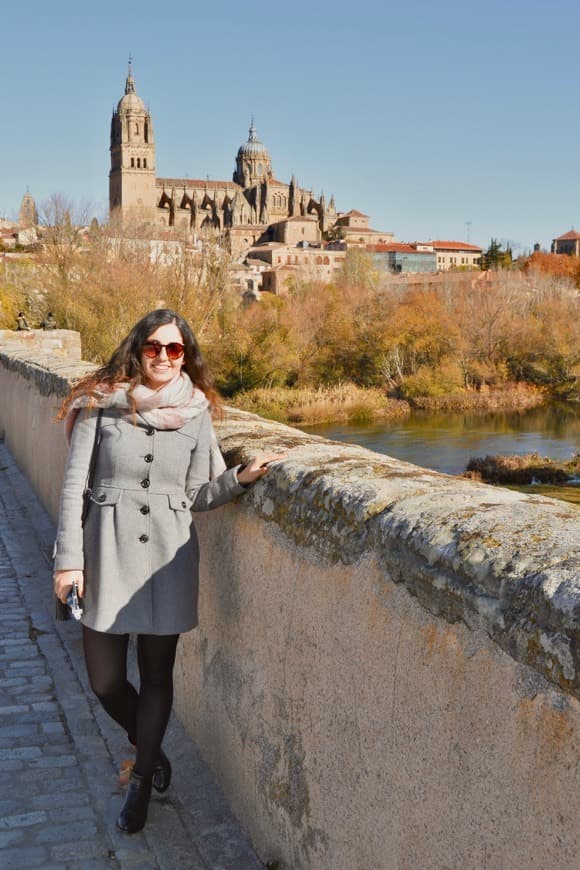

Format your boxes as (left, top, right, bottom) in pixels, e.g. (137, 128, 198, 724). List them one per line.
(0, 441, 263, 870)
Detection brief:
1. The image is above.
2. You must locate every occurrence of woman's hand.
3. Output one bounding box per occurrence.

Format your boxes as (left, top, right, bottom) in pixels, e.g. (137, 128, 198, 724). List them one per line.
(237, 454, 287, 486)
(54, 570, 84, 603)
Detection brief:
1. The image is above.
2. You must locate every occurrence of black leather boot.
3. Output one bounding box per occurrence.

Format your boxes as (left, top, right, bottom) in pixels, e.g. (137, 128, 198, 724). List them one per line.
(116, 770, 152, 833)
(152, 749, 172, 794)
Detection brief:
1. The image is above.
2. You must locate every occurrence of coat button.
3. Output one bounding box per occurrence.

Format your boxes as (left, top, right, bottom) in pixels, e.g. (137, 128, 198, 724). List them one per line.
(139, 534, 149, 543)
(141, 479, 150, 489)
(97, 494, 106, 503)
(145, 454, 153, 463)
(140, 505, 150, 515)
(146, 427, 154, 436)
(181, 501, 187, 509)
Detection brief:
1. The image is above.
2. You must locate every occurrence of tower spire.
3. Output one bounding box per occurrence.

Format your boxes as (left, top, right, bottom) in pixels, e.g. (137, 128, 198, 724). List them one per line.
(249, 116, 257, 142)
(125, 54, 135, 95)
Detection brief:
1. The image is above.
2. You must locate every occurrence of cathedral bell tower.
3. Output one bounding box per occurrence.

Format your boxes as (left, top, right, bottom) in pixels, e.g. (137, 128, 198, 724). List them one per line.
(109, 60, 156, 224)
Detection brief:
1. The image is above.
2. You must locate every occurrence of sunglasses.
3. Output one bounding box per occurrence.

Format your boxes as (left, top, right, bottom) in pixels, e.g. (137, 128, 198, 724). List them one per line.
(142, 340, 185, 361)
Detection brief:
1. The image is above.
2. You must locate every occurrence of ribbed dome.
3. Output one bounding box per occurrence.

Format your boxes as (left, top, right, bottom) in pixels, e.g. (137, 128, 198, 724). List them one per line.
(117, 66, 146, 114)
(237, 121, 270, 159)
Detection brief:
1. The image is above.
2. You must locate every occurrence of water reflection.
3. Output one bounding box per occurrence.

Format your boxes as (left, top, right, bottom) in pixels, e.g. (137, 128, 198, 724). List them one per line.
(302, 404, 579, 476)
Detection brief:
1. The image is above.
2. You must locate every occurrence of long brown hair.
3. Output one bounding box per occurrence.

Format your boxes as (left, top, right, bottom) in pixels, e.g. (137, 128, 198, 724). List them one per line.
(57, 309, 220, 419)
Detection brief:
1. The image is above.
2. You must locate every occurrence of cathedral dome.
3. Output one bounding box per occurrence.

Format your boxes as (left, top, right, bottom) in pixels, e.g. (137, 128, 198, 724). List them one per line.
(237, 121, 270, 160)
(118, 91, 146, 113)
(117, 63, 146, 114)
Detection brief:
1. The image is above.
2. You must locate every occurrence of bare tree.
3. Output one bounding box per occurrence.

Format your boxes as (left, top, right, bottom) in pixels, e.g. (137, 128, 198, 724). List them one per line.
(39, 193, 92, 284)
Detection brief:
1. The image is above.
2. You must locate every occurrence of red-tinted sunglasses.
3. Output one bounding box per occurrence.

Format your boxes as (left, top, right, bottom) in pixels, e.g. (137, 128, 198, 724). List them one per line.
(142, 340, 185, 361)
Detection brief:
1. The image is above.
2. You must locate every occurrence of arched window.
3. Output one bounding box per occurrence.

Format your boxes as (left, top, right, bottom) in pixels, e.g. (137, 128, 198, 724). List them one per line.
(143, 158, 147, 169)
(135, 123, 139, 135)
(144, 122, 149, 143)
(324, 256, 329, 265)
(130, 157, 135, 168)
(316, 256, 322, 265)
(137, 158, 141, 168)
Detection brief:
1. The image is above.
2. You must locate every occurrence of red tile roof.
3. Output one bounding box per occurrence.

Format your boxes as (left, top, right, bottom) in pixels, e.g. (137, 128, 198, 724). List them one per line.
(340, 209, 369, 218)
(427, 240, 482, 252)
(554, 229, 580, 241)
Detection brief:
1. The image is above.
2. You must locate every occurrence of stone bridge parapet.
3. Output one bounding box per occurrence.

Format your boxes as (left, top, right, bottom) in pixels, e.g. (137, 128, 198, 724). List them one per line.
(0, 343, 578, 870)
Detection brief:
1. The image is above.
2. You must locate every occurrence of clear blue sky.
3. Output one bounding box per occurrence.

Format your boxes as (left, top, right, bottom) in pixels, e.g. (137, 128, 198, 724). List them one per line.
(2, 0, 579, 253)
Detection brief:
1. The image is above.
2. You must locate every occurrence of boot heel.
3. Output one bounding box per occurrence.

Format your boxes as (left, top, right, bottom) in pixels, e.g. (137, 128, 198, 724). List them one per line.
(152, 750, 172, 793)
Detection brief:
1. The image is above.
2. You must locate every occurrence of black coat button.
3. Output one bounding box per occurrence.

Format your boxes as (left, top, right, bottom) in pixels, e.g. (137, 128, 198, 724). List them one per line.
(97, 494, 106, 503)
(139, 534, 149, 543)
(181, 501, 187, 509)
(146, 427, 154, 436)
(141, 479, 150, 489)
(145, 454, 153, 463)
(140, 505, 150, 515)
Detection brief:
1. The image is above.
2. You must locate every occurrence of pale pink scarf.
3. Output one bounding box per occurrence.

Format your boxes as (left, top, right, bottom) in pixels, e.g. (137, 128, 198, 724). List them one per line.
(64, 372, 226, 477)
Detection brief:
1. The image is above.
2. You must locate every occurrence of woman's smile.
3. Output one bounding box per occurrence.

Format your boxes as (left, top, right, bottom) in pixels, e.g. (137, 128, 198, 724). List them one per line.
(140, 323, 185, 389)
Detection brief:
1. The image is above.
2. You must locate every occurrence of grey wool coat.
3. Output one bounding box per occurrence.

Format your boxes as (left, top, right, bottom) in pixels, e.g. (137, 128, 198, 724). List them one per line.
(54, 407, 246, 634)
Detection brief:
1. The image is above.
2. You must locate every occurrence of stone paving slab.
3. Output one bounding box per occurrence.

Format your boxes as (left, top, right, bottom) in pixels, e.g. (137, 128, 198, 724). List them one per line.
(0, 441, 263, 870)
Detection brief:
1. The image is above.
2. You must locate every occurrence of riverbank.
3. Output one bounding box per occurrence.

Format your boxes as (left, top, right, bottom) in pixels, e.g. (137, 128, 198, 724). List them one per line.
(230, 382, 547, 426)
(506, 483, 580, 506)
(229, 384, 410, 425)
(463, 451, 580, 485)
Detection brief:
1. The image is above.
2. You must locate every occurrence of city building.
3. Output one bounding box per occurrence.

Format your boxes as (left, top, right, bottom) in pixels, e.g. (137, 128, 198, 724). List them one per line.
(248, 241, 346, 293)
(428, 240, 482, 270)
(331, 210, 394, 246)
(551, 229, 580, 256)
(110, 62, 386, 259)
(368, 243, 437, 274)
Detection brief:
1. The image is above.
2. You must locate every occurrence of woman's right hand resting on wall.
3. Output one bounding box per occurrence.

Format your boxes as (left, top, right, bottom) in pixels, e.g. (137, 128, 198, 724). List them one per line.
(54, 569, 84, 603)
(237, 454, 287, 486)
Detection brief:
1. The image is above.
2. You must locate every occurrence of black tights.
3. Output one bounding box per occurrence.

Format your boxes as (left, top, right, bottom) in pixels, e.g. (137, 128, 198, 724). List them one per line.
(82, 626, 179, 778)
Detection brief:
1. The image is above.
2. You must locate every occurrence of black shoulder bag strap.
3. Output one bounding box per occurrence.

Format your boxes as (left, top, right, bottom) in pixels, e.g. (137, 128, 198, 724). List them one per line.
(81, 408, 104, 523)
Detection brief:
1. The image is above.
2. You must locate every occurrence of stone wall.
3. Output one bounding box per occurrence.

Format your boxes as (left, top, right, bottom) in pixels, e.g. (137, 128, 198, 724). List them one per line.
(0, 346, 578, 870)
(0, 328, 82, 359)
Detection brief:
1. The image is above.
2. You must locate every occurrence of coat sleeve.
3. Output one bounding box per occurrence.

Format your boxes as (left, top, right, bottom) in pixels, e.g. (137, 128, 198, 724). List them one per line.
(186, 410, 246, 511)
(53, 409, 100, 571)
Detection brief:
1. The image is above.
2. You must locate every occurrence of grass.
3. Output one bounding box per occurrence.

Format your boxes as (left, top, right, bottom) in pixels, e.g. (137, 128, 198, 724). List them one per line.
(463, 451, 580, 485)
(411, 383, 545, 413)
(506, 483, 580, 506)
(230, 384, 410, 426)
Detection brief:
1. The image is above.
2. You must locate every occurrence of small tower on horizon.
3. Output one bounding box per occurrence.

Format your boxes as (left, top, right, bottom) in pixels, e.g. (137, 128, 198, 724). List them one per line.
(19, 189, 38, 227)
(109, 59, 157, 225)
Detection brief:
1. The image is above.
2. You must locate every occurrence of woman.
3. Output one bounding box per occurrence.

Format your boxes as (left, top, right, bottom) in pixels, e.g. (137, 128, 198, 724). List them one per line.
(53, 308, 280, 834)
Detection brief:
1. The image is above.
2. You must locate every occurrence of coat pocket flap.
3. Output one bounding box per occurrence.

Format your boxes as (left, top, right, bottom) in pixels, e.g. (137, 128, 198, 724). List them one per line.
(89, 487, 122, 506)
(168, 493, 190, 511)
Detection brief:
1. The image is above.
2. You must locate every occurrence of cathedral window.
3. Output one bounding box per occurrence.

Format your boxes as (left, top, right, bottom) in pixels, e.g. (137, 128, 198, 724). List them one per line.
(135, 123, 139, 135)
(131, 157, 135, 168)
(144, 122, 149, 143)
(143, 158, 147, 168)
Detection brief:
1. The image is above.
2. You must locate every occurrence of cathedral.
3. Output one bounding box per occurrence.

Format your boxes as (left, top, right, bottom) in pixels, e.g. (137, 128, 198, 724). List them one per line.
(109, 63, 339, 256)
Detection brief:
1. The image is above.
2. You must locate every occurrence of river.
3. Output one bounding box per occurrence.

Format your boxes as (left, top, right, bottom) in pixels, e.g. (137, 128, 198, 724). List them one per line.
(301, 403, 579, 476)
